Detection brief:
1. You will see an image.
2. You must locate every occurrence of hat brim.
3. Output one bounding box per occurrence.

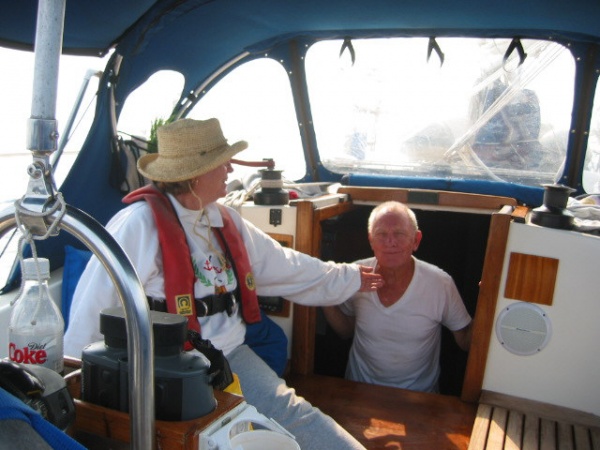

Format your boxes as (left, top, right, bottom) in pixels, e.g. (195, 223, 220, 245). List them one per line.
(137, 140, 247, 182)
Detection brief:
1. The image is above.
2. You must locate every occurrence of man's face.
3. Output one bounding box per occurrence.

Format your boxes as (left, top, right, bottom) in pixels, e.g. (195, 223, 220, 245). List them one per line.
(368, 209, 422, 269)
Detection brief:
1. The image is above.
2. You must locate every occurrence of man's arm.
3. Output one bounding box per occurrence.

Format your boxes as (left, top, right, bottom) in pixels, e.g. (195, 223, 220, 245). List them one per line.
(322, 306, 356, 340)
(452, 321, 472, 351)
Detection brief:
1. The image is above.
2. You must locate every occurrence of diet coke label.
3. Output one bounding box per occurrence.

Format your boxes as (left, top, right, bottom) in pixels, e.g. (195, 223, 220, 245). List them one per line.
(9, 331, 64, 373)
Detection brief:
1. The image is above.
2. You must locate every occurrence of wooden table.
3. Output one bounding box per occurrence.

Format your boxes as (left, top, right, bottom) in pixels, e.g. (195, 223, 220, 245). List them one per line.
(287, 373, 477, 450)
(64, 356, 476, 450)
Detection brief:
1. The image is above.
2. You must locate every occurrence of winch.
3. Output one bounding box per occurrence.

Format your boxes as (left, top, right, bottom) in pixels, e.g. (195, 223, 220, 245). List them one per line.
(81, 307, 216, 421)
(253, 164, 290, 206)
(529, 183, 575, 230)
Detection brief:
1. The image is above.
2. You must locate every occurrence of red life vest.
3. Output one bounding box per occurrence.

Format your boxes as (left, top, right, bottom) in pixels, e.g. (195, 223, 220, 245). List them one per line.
(123, 185, 261, 337)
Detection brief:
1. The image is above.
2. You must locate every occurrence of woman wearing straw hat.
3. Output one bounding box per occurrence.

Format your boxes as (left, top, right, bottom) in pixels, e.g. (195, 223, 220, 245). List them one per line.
(65, 118, 383, 450)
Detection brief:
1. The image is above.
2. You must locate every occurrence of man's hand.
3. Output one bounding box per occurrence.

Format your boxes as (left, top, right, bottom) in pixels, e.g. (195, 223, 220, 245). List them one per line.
(358, 265, 384, 292)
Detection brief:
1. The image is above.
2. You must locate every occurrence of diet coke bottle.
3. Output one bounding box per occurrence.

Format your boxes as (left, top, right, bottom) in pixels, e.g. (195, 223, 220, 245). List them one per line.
(9, 257, 64, 374)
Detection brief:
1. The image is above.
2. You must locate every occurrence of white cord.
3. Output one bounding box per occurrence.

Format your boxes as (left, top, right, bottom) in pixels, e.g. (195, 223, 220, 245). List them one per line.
(11, 192, 67, 306)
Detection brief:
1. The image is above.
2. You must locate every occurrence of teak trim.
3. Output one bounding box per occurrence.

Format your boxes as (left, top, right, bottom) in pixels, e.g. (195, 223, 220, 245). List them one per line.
(461, 206, 514, 402)
(291, 199, 355, 375)
(64, 362, 246, 450)
(337, 186, 517, 210)
(264, 232, 294, 317)
(504, 252, 558, 305)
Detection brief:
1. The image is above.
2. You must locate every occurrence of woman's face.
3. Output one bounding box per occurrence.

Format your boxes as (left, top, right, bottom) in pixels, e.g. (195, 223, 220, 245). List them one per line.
(189, 161, 234, 207)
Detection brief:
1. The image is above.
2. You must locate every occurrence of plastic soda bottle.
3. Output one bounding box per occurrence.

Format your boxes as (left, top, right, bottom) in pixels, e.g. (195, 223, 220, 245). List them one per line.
(8, 257, 65, 374)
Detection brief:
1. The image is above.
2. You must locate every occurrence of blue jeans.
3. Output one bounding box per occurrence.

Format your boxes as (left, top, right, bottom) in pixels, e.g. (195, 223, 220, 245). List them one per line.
(228, 345, 365, 450)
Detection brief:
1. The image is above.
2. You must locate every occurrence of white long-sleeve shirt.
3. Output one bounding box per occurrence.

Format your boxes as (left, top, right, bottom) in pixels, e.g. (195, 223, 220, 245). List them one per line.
(64, 196, 361, 357)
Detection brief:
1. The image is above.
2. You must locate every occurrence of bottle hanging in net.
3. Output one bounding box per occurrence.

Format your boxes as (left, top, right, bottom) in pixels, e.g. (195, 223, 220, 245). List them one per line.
(8, 257, 65, 374)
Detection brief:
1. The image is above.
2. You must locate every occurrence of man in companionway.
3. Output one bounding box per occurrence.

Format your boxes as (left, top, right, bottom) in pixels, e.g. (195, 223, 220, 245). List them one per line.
(323, 201, 472, 393)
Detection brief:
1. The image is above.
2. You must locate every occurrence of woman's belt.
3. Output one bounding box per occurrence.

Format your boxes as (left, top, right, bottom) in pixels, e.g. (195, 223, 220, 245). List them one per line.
(148, 292, 237, 317)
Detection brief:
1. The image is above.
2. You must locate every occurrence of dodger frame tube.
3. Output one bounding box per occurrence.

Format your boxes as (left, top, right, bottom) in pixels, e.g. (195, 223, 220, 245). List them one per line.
(0, 204, 156, 449)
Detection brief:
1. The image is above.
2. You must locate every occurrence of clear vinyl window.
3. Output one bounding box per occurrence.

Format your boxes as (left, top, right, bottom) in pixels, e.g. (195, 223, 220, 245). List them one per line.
(583, 84, 600, 194)
(306, 38, 575, 186)
(118, 70, 185, 139)
(188, 58, 305, 183)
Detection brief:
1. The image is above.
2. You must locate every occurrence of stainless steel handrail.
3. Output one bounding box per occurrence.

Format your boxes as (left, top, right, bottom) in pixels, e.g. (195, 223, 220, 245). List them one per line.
(0, 204, 156, 449)
(7, 0, 155, 446)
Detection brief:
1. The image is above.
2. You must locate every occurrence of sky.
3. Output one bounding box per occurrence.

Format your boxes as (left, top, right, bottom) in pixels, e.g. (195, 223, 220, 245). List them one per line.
(0, 47, 110, 281)
(0, 47, 109, 203)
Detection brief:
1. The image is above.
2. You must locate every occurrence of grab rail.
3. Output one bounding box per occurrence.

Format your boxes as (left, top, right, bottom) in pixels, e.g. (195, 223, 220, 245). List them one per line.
(0, 204, 155, 449)
(2, 0, 155, 446)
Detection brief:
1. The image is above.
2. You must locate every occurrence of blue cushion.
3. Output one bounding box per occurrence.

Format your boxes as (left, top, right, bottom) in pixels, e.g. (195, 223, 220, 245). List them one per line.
(0, 387, 86, 449)
(60, 246, 92, 330)
(244, 310, 288, 377)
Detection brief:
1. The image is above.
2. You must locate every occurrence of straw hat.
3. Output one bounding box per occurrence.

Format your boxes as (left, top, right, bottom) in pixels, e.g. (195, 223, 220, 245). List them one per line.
(137, 118, 247, 182)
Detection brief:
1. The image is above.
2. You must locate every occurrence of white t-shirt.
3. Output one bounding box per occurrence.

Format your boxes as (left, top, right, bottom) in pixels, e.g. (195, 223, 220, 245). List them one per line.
(65, 196, 361, 357)
(341, 256, 471, 393)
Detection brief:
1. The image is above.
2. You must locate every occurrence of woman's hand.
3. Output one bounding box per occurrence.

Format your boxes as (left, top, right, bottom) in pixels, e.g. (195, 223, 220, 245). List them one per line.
(358, 265, 384, 292)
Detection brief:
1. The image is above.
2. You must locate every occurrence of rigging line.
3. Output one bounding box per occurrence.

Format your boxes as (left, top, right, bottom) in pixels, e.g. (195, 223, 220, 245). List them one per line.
(0, 228, 18, 261)
(51, 93, 97, 173)
(64, 93, 96, 143)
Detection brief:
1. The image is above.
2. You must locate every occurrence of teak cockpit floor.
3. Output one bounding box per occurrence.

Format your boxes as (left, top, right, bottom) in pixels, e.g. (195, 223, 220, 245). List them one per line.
(287, 373, 477, 450)
(468, 391, 600, 450)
